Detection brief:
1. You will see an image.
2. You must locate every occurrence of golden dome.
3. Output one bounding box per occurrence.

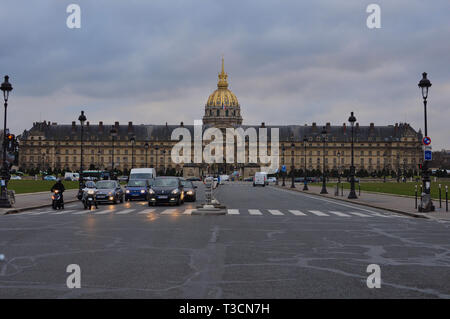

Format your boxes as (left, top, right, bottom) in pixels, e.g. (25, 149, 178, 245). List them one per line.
(206, 57, 240, 108)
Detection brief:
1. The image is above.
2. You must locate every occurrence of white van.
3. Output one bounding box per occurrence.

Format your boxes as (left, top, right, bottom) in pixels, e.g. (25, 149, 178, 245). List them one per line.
(253, 172, 267, 187)
(129, 168, 156, 181)
(64, 172, 80, 181)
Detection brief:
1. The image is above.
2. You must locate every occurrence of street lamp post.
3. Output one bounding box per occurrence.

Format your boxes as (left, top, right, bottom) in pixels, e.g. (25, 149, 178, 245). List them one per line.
(130, 136, 135, 169)
(348, 112, 358, 199)
(418, 72, 434, 212)
(320, 127, 328, 194)
(0, 75, 13, 207)
(110, 127, 117, 179)
(162, 149, 166, 175)
(97, 149, 101, 170)
(281, 145, 285, 186)
(144, 143, 149, 167)
(383, 152, 387, 183)
(78, 111, 86, 189)
(290, 142, 295, 188)
(303, 137, 308, 191)
(337, 151, 341, 185)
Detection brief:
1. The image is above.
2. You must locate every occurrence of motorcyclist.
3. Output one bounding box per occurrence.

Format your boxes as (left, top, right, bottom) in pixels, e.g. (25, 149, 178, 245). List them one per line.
(51, 179, 65, 203)
(82, 181, 98, 209)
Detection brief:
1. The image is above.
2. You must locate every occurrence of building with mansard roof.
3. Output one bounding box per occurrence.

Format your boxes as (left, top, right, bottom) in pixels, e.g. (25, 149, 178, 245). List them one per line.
(18, 58, 423, 178)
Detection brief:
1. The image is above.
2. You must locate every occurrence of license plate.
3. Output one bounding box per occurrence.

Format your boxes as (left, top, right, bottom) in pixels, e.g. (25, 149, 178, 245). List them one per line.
(88, 198, 93, 201)
(97, 195, 105, 198)
(158, 195, 168, 199)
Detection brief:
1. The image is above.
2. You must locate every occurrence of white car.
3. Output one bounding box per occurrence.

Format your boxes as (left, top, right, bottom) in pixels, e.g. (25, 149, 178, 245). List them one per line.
(267, 177, 277, 183)
(10, 175, 22, 180)
(253, 172, 267, 187)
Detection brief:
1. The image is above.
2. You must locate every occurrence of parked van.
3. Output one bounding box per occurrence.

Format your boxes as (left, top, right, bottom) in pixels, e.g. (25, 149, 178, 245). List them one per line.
(129, 168, 156, 181)
(64, 172, 80, 181)
(253, 172, 267, 187)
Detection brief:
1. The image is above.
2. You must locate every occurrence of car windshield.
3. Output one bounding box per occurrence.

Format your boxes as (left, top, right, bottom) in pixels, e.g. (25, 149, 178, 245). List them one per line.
(153, 178, 178, 187)
(96, 181, 116, 189)
(85, 181, 96, 188)
(130, 173, 152, 180)
(128, 180, 146, 187)
(181, 180, 193, 188)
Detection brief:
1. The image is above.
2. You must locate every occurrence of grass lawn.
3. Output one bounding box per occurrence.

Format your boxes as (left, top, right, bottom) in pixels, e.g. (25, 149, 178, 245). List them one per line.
(8, 180, 80, 194)
(309, 181, 450, 200)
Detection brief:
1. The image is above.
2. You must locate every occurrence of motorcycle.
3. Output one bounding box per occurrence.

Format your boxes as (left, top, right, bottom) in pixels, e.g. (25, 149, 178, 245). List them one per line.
(83, 189, 98, 210)
(52, 190, 64, 210)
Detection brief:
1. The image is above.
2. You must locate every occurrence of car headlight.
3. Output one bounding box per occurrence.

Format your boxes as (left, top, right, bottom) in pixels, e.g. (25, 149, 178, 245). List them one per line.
(171, 188, 180, 194)
(149, 189, 155, 194)
(108, 192, 112, 196)
(126, 190, 130, 194)
(140, 189, 146, 194)
(187, 190, 193, 195)
(88, 190, 95, 195)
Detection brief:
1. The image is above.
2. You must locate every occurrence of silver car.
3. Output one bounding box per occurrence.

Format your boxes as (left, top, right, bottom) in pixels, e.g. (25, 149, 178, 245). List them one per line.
(94, 180, 124, 204)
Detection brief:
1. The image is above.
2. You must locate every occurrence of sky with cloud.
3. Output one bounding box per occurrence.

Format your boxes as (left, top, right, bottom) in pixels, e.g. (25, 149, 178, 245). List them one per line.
(1, 0, 449, 148)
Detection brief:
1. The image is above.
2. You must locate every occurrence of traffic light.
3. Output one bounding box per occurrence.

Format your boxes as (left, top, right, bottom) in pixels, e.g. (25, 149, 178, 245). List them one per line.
(5, 133, 16, 153)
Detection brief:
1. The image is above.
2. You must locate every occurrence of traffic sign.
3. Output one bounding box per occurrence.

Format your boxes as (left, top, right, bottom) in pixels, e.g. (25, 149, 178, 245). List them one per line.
(424, 150, 432, 161)
(422, 136, 431, 145)
(281, 165, 287, 173)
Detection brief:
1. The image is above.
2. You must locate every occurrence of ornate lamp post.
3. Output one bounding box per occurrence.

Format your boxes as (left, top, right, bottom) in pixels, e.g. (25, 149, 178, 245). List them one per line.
(110, 127, 117, 179)
(144, 142, 149, 167)
(383, 152, 387, 183)
(0, 75, 12, 207)
(348, 112, 358, 199)
(162, 149, 166, 175)
(130, 136, 135, 169)
(78, 111, 86, 188)
(303, 137, 308, 191)
(281, 145, 286, 186)
(320, 126, 328, 194)
(418, 72, 434, 212)
(290, 142, 295, 188)
(396, 153, 400, 183)
(97, 149, 101, 170)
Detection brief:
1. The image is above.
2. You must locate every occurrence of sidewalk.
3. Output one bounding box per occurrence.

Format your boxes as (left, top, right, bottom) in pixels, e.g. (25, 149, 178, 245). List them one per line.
(275, 183, 450, 221)
(0, 189, 79, 215)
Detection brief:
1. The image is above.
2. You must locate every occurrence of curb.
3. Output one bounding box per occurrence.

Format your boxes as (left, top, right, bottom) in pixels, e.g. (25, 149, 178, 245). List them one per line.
(3, 199, 79, 215)
(274, 185, 429, 219)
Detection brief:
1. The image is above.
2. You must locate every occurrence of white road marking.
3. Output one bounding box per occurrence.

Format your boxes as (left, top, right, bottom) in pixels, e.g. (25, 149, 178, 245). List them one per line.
(116, 209, 135, 215)
(51, 210, 75, 215)
(328, 211, 351, 217)
(308, 210, 329, 216)
(28, 210, 53, 215)
(183, 209, 195, 215)
(369, 212, 395, 218)
(249, 209, 263, 215)
(137, 209, 156, 214)
(268, 209, 284, 215)
(288, 210, 306, 216)
(161, 209, 178, 215)
(271, 186, 398, 216)
(227, 209, 240, 215)
(348, 211, 372, 217)
(72, 210, 91, 215)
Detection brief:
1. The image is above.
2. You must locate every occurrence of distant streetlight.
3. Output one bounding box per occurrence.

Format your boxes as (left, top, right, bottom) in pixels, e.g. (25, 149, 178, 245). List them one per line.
(418, 72, 434, 212)
(348, 112, 357, 199)
(281, 145, 286, 187)
(78, 111, 86, 188)
(0, 75, 13, 207)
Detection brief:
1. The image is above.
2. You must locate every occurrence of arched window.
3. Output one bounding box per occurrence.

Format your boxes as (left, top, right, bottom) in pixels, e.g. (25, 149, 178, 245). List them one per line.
(225, 110, 229, 117)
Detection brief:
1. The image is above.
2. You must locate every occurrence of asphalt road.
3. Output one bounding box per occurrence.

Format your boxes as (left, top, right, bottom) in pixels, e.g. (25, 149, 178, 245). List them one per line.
(0, 181, 450, 298)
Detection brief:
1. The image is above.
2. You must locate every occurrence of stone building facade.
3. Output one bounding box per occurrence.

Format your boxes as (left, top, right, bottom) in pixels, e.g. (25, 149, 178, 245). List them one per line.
(18, 59, 423, 178)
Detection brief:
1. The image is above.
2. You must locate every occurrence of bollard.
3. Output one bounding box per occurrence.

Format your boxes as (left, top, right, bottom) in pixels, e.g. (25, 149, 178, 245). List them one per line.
(358, 181, 361, 196)
(341, 182, 344, 197)
(439, 184, 442, 208)
(415, 185, 418, 209)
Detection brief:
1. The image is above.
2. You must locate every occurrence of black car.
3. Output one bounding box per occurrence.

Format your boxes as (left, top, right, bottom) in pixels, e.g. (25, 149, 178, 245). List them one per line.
(180, 179, 197, 202)
(148, 177, 185, 206)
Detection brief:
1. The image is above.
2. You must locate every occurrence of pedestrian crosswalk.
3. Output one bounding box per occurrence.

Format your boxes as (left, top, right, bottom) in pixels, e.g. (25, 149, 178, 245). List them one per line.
(9, 207, 404, 219)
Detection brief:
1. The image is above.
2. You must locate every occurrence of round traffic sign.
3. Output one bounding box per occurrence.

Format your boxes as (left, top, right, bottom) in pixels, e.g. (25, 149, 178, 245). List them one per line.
(422, 136, 431, 145)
